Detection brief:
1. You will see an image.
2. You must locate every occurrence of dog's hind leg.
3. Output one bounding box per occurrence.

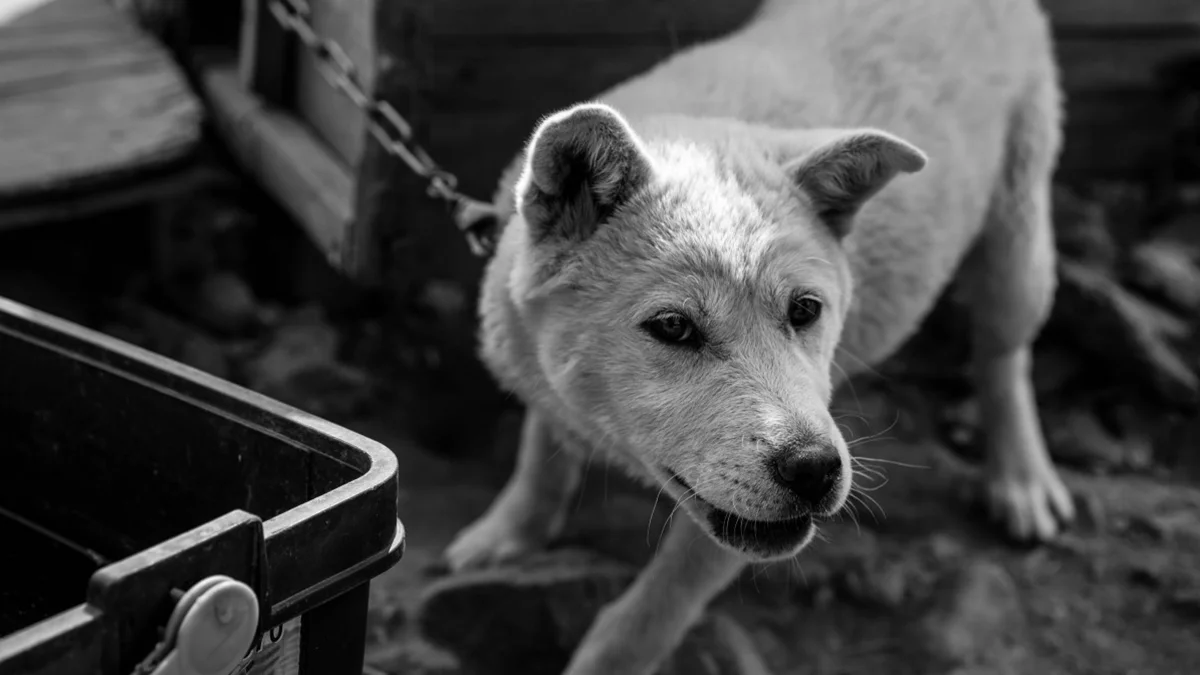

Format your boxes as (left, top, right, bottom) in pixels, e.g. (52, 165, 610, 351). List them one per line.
(958, 74, 1075, 543)
(563, 514, 748, 675)
(444, 408, 583, 570)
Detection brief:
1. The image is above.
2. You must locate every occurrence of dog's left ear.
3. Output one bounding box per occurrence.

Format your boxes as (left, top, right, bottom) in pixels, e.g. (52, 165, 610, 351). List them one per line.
(785, 129, 927, 238)
(516, 102, 655, 245)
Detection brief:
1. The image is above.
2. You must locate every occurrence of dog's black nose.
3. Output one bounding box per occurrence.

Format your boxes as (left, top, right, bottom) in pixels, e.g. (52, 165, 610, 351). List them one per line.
(771, 445, 842, 508)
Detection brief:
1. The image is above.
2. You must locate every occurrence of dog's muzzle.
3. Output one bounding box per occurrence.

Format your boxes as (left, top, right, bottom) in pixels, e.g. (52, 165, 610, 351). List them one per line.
(670, 473, 818, 559)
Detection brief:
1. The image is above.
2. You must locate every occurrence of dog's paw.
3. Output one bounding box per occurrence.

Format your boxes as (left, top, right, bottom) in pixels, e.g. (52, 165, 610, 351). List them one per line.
(985, 463, 1076, 543)
(443, 509, 549, 572)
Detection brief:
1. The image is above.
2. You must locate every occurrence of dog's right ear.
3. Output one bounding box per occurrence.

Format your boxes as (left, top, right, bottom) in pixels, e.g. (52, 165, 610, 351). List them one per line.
(516, 103, 654, 245)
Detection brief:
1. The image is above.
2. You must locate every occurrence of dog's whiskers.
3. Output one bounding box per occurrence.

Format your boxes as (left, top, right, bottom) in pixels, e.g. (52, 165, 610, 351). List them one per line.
(850, 457, 886, 476)
(835, 496, 864, 536)
(575, 430, 607, 513)
(849, 460, 888, 485)
(831, 409, 870, 424)
(845, 412, 903, 449)
(854, 475, 886, 491)
(790, 556, 808, 589)
(853, 456, 929, 470)
(646, 468, 679, 547)
(651, 475, 723, 554)
(834, 346, 883, 381)
(851, 475, 890, 493)
(846, 489, 884, 524)
(830, 359, 863, 412)
(848, 486, 888, 523)
(856, 489, 887, 518)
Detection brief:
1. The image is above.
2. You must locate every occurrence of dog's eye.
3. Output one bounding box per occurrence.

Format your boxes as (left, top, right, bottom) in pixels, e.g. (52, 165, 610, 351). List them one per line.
(644, 313, 699, 345)
(788, 296, 822, 329)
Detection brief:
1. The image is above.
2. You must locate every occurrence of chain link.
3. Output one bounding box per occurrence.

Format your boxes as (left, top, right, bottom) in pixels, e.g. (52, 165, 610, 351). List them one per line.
(265, 0, 497, 257)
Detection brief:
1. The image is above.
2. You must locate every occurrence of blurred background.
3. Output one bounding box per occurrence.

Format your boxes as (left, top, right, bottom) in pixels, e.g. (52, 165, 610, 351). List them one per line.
(0, 0, 1198, 673)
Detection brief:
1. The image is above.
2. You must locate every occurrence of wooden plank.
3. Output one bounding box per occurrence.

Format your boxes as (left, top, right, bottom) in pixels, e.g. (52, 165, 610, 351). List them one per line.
(0, 0, 201, 201)
(0, 72, 198, 194)
(1041, 0, 1200, 30)
(0, 16, 131, 40)
(415, 0, 761, 41)
(0, 0, 110, 26)
(337, 0, 421, 283)
(201, 61, 356, 271)
(294, 0, 375, 167)
(239, 0, 292, 105)
(0, 166, 211, 231)
(0, 50, 160, 97)
(0, 32, 147, 59)
(348, 0, 480, 287)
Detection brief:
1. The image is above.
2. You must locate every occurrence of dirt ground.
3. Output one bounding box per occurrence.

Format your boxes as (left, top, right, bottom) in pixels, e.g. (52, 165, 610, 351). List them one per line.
(353, 374, 1200, 675)
(347, 182, 1200, 675)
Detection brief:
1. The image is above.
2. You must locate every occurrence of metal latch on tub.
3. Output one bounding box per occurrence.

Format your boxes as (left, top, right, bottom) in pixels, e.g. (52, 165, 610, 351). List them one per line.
(131, 575, 261, 675)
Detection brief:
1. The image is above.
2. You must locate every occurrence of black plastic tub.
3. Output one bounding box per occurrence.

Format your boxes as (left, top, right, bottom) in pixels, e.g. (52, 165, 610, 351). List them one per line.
(0, 297, 405, 675)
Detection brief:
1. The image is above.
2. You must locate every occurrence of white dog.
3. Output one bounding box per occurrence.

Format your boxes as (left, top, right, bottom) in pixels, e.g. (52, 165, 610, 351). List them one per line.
(447, 0, 1075, 672)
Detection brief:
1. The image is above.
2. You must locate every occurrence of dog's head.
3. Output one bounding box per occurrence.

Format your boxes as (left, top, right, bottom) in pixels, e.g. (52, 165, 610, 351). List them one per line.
(508, 102, 926, 561)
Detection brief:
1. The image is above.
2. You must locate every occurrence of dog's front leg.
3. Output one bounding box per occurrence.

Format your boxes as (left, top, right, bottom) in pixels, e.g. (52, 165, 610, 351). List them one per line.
(563, 514, 746, 675)
(445, 407, 583, 570)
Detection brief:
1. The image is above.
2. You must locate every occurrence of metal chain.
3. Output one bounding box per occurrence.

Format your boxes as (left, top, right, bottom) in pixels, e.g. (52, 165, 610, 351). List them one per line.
(265, 0, 497, 257)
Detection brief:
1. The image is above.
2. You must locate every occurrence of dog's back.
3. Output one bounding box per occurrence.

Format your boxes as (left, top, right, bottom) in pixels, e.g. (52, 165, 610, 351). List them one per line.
(603, 0, 1056, 135)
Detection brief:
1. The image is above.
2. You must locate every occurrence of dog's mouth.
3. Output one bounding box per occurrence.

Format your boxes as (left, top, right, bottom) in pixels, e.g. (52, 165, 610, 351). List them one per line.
(669, 473, 816, 560)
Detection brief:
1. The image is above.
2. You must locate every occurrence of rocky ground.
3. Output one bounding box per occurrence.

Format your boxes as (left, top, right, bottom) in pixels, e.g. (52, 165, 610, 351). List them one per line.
(353, 382, 1200, 675)
(1, 174, 1197, 674)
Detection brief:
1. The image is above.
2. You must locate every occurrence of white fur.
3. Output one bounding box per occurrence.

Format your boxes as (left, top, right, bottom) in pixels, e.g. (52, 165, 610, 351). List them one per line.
(446, 1, 1075, 673)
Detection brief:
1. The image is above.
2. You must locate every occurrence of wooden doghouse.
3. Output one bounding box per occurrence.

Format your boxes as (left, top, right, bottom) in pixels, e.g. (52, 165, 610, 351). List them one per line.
(203, 0, 1200, 289)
